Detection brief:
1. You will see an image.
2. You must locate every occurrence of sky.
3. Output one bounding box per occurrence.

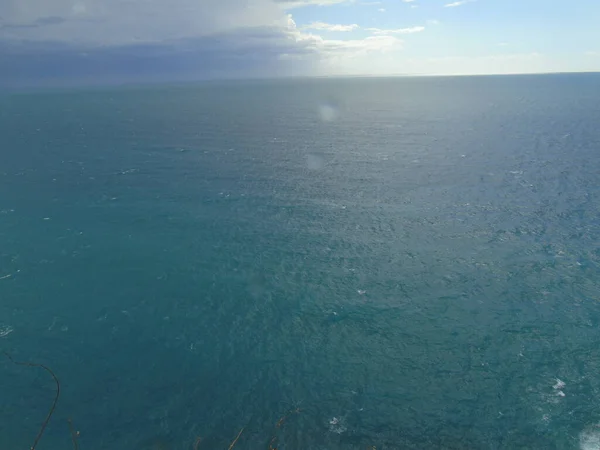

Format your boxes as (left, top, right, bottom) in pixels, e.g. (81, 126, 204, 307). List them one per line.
(1, 0, 599, 85)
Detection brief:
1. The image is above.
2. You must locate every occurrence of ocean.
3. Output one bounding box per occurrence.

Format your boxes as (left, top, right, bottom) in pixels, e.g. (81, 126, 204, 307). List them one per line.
(1, 74, 600, 450)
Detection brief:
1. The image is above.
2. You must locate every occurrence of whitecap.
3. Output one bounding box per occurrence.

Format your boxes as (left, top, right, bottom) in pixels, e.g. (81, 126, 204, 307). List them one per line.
(328, 417, 347, 434)
(580, 424, 600, 450)
(0, 324, 14, 337)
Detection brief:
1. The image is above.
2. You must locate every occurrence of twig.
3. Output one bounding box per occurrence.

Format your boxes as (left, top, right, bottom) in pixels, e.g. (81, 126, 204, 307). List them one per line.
(268, 408, 301, 450)
(228, 427, 244, 450)
(68, 418, 80, 450)
(3, 351, 60, 450)
(193, 436, 202, 450)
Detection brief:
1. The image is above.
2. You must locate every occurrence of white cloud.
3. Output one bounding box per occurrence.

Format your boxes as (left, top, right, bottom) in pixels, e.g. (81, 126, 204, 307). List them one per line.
(444, 0, 473, 7)
(366, 26, 425, 35)
(426, 19, 440, 25)
(585, 51, 599, 56)
(303, 22, 359, 32)
(378, 8, 386, 12)
(286, 16, 401, 55)
(321, 35, 401, 54)
(402, 0, 415, 2)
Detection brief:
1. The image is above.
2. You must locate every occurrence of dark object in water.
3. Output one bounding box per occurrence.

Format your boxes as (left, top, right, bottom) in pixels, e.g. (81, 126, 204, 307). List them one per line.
(3, 351, 61, 450)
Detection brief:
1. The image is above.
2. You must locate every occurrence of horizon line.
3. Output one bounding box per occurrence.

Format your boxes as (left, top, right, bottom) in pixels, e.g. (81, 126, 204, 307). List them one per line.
(2, 70, 599, 93)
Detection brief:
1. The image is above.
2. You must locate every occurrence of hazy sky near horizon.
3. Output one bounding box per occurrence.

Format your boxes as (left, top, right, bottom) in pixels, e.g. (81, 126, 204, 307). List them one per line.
(1, 0, 599, 85)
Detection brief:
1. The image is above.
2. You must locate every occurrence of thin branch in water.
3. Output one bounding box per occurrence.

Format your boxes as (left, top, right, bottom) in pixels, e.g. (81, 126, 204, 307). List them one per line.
(268, 408, 301, 450)
(228, 427, 244, 450)
(68, 418, 80, 450)
(3, 351, 60, 450)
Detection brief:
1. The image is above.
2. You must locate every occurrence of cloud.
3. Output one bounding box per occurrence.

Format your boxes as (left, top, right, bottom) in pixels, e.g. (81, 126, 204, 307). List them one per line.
(303, 22, 359, 32)
(320, 35, 401, 54)
(0, 0, 322, 85)
(0, 0, 285, 46)
(378, 8, 386, 12)
(0, 0, 411, 86)
(444, 0, 473, 7)
(402, 0, 415, 2)
(366, 26, 425, 35)
(286, 16, 401, 55)
(0, 26, 321, 86)
(276, 0, 353, 9)
(1, 16, 68, 29)
(585, 51, 599, 57)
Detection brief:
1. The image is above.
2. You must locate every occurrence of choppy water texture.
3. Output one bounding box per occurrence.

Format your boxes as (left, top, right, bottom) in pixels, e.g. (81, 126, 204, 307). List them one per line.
(1, 74, 600, 449)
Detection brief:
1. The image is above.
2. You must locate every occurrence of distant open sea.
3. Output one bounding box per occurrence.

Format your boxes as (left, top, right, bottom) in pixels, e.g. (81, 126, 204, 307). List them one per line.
(1, 74, 600, 450)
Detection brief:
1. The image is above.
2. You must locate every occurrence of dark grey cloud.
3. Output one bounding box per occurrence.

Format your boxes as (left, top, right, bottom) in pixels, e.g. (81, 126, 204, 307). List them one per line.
(0, 16, 67, 29)
(0, 0, 286, 45)
(0, 0, 323, 86)
(33, 16, 68, 27)
(0, 26, 319, 87)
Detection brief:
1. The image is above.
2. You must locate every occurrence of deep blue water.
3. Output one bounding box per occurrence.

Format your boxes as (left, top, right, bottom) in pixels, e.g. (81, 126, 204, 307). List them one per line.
(1, 74, 600, 450)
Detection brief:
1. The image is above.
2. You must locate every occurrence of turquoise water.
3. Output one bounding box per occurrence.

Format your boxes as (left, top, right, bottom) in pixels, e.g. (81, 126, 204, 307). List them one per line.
(1, 75, 600, 449)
